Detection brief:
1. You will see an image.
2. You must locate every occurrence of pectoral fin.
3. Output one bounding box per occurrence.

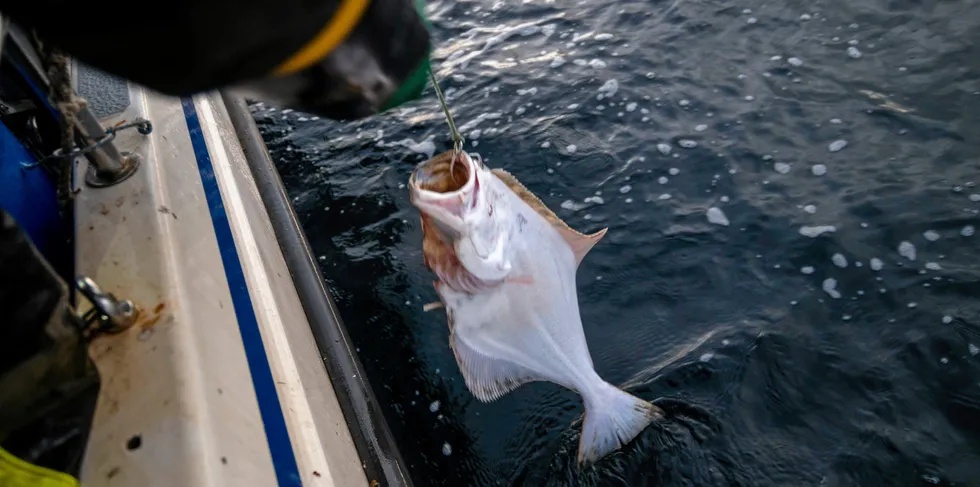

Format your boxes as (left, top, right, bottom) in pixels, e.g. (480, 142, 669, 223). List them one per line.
(491, 168, 607, 266)
(423, 302, 444, 311)
(450, 332, 541, 402)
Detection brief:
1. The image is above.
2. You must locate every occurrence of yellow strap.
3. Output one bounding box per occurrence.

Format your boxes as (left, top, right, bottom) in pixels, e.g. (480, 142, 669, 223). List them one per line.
(0, 446, 79, 487)
(273, 0, 371, 75)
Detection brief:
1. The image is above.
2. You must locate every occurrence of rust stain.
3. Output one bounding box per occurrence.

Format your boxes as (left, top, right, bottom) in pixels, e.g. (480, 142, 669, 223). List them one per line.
(136, 301, 169, 333)
(369, 480, 380, 487)
(313, 471, 321, 478)
(99, 204, 110, 216)
(115, 196, 125, 208)
(141, 314, 162, 329)
(106, 466, 120, 479)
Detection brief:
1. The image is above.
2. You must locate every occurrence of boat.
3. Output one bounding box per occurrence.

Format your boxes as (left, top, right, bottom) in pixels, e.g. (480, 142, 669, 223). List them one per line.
(0, 17, 412, 487)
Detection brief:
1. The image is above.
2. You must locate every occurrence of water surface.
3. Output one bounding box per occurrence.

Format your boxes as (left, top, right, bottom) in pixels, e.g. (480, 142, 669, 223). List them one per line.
(253, 0, 980, 484)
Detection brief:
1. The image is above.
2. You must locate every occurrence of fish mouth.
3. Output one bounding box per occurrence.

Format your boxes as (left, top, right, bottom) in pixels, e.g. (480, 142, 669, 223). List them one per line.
(409, 150, 475, 196)
(408, 150, 479, 237)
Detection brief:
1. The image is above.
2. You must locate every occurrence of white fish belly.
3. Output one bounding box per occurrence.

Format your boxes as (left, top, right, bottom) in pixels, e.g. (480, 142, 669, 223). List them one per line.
(438, 178, 601, 399)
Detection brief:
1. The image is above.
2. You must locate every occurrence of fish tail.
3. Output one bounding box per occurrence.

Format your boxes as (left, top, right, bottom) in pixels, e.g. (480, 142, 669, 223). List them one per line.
(577, 382, 662, 465)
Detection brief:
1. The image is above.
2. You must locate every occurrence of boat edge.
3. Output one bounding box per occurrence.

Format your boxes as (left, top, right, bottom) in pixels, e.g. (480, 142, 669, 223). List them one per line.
(219, 91, 414, 487)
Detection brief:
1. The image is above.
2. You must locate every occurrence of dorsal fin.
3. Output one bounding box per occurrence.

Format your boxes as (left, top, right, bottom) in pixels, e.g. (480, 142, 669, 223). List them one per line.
(491, 168, 607, 266)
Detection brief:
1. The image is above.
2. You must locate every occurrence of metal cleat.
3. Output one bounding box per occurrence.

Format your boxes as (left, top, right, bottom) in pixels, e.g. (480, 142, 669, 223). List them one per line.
(75, 276, 139, 335)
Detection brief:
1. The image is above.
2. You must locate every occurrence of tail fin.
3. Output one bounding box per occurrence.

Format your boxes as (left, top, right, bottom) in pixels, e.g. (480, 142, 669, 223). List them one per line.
(577, 382, 662, 465)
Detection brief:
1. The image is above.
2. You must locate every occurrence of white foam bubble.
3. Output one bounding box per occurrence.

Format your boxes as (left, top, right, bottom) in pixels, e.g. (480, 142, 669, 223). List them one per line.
(799, 225, 837, 237)
(801, 266, 815, 274)
(812, 164, 828, 176)
(584, 196, 604, 204)
(595, 33, 614, 41)
(774, 162, 791, 174)
(699, 353, 714, 362)
(658, 193, 672, 200)
(898, 241, 916, 261)
(925, 262, 942, 270)
(626, 102, 638, 112)
(788, 57, 804, 67)
(561, 200, 586, 211)
(822, 278, 842, 299)
(669, 167, 680, 176)
(657, 143, 672, 155)
(588, 58, 607, 69)
(804, 205, 817, 214)
(832, 253, 848, 268)
(430, 400, 440, 412)
(567, 144, 578, 154)
(707, 207, 730, 226)
(923, 230, 940, 241)
(517, 87, 538, 96)
(550, 56, 566, 68)
(830, 118, 843, 125)
(387, 137, 436, 159)
(442, 443, 452, 456)
(678, 139, 698, 148)
(828, 140, 848, 152)
(598, 79, 619, 98)
(970, 344, 979, 356)
(962, 225, 975, 237)
(619, 185, 632, 194)
(695, 124, 708, 132)
(457, 112, 502, 133)
(870, 258, 883, 271)
(847, 46, 863, 59)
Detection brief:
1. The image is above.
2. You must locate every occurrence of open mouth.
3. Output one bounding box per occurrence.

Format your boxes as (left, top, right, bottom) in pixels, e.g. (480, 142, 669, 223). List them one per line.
(410, 151, 473, 196)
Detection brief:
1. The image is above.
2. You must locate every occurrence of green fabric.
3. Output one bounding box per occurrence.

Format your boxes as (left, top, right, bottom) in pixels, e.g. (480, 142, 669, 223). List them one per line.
(383, 55, 430, 110)
(381, 0, 432, 110)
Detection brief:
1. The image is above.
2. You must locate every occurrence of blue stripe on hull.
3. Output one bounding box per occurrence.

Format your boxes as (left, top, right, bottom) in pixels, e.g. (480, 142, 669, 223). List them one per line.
(181, 96, 302, 486)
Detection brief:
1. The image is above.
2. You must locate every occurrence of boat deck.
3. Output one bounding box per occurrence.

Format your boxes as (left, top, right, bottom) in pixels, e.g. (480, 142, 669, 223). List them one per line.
(70, 62, 368, 486)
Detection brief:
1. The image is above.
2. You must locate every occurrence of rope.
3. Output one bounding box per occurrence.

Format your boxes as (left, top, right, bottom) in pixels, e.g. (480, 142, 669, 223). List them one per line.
(428, 69, 464, 155)
(34, 36, 82, 212)
(21, 119, 152, 170)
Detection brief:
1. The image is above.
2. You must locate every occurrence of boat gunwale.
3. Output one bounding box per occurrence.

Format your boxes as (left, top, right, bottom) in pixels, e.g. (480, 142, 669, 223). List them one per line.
(219, 91, 413, 487)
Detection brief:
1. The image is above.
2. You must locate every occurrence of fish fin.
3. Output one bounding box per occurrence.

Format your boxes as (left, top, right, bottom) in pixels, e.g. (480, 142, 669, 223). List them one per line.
(505, 275, 534, 285)
(555, 227, 608, 267)
(450, 333, 540, 402)
(491, 168, 607, 265)
(423, 302, 444, 312)
(577, 382, 663, 465)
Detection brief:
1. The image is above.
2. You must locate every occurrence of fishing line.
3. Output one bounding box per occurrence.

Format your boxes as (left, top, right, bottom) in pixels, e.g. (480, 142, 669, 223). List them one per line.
(428, 69, 466, 178)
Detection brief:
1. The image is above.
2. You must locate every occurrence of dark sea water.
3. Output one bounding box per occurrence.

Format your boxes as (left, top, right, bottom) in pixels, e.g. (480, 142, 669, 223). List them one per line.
(251, 0, 980, 485)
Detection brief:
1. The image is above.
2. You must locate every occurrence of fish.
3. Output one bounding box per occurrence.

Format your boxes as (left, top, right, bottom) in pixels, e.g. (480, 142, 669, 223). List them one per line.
(408, 150, 663, 464)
